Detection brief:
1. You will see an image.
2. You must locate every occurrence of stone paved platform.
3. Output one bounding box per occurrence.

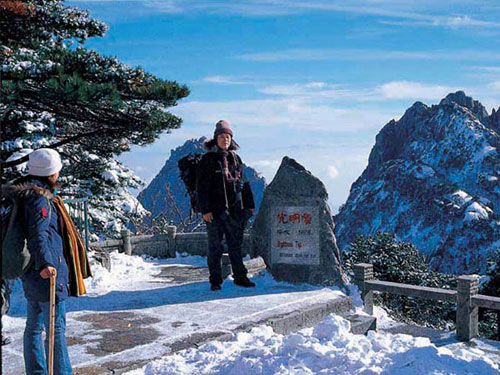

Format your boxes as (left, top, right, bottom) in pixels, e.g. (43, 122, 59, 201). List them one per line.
(2, 258, 351, 375)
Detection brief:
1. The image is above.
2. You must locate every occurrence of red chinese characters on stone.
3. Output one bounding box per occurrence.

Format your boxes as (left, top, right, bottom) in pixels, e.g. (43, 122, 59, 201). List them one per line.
(277, 212, 288, 224)
(302, 213, 312, 225)
(277, 211, 313, 225)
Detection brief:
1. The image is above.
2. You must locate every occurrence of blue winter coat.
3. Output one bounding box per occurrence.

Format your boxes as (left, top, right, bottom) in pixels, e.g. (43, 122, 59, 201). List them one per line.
(17, 179, 70, 302)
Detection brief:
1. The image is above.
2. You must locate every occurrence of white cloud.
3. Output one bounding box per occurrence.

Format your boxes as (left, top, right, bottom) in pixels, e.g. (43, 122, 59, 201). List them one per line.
(250, 159, 281, 168)
(237, 48, 500, 62)
(475, 66, 500, 73)
(327, 165, 340, 179)
(305, 81, 327, 88)
(122, 1, 500, 29)
(174, 99, 394, 132)
(260, 82, 335, 96)
(376, 81, 455, 100)
(379, 15, 500, 28)
(202, 76, 251, 85)
(257, 80, 464, 103)
(489, 80, 500, 90)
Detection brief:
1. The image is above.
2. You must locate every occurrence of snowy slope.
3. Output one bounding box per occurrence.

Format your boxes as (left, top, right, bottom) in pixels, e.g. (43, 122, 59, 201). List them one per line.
(335, 91, 500, 274)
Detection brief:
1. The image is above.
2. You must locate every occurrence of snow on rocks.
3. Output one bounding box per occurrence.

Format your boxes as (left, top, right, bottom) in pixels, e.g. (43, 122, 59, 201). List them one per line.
(464, 202, 490, 222)
(448, 190, 473, 208)
(411, 164, 435, 180)
(124, 314, 500, 375)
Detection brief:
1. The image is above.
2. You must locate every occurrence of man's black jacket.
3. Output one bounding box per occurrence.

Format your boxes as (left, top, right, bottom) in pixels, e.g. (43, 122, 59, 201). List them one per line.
(196, 150, 255, 217)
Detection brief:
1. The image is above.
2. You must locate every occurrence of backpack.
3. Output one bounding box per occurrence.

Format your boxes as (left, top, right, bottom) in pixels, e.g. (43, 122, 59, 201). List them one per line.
(1, 187, 51, 279)
(178, 153, 204, 215)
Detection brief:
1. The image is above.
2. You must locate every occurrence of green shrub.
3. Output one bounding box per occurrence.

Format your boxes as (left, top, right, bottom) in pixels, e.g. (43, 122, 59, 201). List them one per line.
(344, 232, 456, 329)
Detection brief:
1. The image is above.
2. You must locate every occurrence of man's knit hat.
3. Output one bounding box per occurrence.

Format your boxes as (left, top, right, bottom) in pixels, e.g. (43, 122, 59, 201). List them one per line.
(27, 148, 63, 177)
(214, 120, 233, 138)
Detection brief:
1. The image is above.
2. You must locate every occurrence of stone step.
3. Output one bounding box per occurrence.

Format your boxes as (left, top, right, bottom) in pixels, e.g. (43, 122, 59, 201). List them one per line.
(266, 296, 353, 335)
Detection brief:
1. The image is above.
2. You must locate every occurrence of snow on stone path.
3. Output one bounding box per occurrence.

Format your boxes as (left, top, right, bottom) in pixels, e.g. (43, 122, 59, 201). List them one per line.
(3, 252, 500, 375)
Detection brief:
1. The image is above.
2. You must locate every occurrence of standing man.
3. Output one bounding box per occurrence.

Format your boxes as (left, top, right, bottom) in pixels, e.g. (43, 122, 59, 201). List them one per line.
(197, 120, 256, 291)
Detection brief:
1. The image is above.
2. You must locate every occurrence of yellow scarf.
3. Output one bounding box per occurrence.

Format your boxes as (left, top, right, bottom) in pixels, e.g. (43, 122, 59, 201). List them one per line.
(53, 196, 92, 297)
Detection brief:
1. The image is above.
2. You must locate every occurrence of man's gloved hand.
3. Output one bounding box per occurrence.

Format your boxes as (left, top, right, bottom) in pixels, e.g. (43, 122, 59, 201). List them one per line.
(203, 212, 214, 223)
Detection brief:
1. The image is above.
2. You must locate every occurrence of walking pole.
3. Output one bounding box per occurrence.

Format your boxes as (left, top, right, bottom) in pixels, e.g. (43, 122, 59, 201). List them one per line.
(48, 275, 56, 375)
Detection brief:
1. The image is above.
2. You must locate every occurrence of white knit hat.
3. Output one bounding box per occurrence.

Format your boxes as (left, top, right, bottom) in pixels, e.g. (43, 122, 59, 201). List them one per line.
(27, 148, 63, 177)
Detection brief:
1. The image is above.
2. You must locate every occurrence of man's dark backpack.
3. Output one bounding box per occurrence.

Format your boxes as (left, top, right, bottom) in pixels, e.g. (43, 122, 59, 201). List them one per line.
(1, 193, 31, 279)
(178, 153, 204, 215)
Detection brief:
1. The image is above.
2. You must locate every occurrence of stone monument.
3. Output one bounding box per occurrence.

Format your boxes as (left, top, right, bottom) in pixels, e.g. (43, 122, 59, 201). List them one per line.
(250, 156, 347, 287)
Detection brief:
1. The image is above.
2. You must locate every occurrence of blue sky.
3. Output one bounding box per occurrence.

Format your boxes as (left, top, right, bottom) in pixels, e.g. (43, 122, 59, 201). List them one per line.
(71, 0, 500, 212)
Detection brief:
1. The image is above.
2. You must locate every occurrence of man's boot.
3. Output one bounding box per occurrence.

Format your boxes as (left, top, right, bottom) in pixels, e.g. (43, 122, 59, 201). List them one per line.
(234, 276, 255, 288)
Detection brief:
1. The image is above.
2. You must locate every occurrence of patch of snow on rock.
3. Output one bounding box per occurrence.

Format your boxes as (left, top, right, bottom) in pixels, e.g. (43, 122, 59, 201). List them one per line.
(464, 202, 490, 222)
(449, 190, 473, 208)
(412, 165, 435, 180)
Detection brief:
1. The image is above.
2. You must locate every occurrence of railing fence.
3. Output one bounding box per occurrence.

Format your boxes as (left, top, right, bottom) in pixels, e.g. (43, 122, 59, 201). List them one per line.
(354, 263, 500, 342)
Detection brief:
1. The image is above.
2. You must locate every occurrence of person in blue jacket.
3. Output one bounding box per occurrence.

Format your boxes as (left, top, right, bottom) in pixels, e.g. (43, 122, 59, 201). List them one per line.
(18, 148, 72, 375)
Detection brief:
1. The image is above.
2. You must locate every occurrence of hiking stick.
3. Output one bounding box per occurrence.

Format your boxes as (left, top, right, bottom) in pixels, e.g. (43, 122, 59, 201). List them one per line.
(48, 276, 56, 375)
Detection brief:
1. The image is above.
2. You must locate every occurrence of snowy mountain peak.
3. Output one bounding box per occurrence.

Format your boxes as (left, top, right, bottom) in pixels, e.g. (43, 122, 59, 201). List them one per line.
(439, 91, 489, 124)
(335, 92, 500, 275)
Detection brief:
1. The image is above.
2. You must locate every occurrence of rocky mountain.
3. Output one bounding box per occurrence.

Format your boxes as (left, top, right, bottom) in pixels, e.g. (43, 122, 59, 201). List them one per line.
(335, 91, 500, 275)
(138, 137, 266, 231)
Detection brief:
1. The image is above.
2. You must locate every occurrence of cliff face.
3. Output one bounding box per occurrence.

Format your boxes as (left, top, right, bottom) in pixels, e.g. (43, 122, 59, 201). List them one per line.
(335, 92, 500, 275)
(138, 137, 266, 230)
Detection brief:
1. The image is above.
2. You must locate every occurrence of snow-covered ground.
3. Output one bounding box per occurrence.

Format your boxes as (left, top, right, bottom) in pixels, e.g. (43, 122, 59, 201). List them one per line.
(3, 252, 500, 375)
(125, 314, 500, 375)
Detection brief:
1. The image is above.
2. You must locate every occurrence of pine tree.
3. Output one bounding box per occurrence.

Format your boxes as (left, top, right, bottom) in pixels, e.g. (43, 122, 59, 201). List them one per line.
(0, 0, 189, 238)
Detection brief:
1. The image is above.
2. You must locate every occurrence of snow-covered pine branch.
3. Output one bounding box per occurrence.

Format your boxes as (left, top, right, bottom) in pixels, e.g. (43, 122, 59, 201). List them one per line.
(1, 0, 190, 238)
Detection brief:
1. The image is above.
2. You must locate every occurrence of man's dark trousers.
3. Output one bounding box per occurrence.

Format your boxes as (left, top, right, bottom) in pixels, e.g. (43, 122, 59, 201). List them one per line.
(206, 206, 249, 285)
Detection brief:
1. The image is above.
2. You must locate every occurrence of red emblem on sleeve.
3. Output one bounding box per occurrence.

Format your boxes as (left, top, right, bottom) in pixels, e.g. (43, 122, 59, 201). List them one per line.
(41, 207, 47, 218)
